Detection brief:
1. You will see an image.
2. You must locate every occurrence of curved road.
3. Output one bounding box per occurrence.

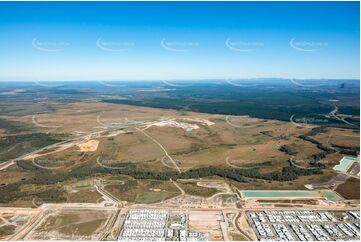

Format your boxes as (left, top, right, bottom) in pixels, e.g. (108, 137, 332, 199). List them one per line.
(328, 105, 358, 127)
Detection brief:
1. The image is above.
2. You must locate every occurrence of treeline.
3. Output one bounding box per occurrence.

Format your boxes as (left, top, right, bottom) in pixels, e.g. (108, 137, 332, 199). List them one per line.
(17, 159, 322, 185)
(278, 145, 297, 155)
(331, 143, 359, 156)
(298, 127, 335, 164)
(299, 126, 359, 161)
(1, 160, 323, 203)
(178, 165, 321, 182)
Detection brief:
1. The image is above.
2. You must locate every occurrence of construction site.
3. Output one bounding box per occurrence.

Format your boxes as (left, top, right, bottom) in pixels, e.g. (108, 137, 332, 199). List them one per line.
(0, 185, 359, 241)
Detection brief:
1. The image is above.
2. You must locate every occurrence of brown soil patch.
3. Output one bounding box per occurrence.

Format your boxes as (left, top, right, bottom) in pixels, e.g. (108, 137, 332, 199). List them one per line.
(335, 177, 360, 200)
(77, 140, 99, 152)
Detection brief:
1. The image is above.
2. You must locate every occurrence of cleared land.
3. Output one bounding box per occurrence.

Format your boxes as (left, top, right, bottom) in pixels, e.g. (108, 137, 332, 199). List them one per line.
(188, 210, 225, 241)
(25, 209, 113, 240)
(2, 102, 336, 171)
(335, 177, 360, 200)
(0, 101, 359, 206)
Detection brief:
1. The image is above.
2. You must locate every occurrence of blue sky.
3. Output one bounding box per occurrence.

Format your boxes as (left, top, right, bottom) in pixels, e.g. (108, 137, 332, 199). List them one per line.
(0, 1, 359, 81)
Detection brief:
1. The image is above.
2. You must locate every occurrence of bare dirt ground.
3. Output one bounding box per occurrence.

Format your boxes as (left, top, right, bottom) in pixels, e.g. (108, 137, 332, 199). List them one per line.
(77, 140, 99, 152)
(0, 209, 39, 241)
(24, 209, 114, 241)
(188, 210, 225, 241)
(0, 191, 359, 241)
(335, 177, 360, 200)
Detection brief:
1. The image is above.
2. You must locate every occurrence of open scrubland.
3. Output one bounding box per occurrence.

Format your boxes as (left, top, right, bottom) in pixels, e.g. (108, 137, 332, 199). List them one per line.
(0, 81, 359, 241)
(0, 100, 358, 206)
(0, 81, 359, 207)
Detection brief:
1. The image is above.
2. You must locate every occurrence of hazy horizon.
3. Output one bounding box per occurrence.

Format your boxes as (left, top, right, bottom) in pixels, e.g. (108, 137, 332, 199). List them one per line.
(0, 78, 360, 83)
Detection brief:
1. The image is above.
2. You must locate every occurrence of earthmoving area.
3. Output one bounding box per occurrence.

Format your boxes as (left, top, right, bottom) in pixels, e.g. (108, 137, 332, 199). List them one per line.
(0, 205, 118, 241)
(0, 197, 359, 241)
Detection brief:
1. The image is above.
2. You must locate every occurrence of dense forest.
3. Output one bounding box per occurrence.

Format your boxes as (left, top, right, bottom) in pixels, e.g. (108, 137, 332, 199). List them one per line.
(102, 81, 360, 127)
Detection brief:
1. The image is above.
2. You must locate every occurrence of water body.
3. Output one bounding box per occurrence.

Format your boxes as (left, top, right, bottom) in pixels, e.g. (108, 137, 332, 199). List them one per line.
(323, 191, 342, 201)
(239, 190, 341, 201)
(240, 190, 317, 198)
(333, 156, 357, 173)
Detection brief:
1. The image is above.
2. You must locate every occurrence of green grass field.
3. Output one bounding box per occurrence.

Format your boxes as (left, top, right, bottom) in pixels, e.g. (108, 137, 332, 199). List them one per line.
(135, 191, 178, 204)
